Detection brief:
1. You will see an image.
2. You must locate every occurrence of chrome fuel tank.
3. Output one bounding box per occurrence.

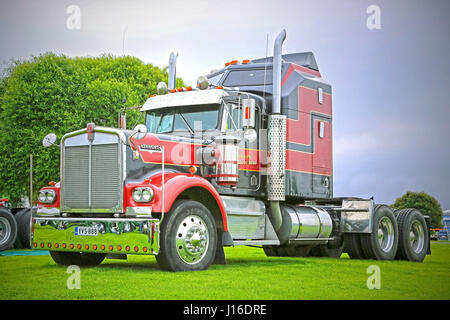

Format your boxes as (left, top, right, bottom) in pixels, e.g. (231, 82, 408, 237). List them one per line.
(275, 205, 333, 244)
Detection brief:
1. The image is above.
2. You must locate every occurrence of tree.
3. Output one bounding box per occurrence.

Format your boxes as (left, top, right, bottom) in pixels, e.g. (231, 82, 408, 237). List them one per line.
(392, 191, 443, 228)
(0, 53, 184, 206)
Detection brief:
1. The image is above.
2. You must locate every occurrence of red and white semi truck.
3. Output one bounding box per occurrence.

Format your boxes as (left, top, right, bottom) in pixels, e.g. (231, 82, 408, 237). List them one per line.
(31, 30, 430, 271)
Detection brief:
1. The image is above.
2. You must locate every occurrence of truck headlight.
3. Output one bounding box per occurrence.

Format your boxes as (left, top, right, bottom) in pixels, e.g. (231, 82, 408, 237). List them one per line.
(132, 187, 154, 203)
(38, 190, 56, 204)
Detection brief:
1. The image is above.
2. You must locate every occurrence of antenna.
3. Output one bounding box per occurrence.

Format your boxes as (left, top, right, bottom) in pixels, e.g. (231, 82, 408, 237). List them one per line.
(122, 25, 128, 57)
(263, 33, 269, 100)
(121, 25, 128, 128)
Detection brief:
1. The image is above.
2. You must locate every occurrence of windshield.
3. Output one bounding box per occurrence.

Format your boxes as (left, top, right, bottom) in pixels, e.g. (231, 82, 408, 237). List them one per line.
(223, 69, 273, 86)
(145, 104, 220, 134)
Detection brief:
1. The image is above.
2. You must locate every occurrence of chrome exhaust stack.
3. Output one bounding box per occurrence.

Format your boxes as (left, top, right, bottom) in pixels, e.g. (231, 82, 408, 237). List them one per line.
(272, 29, 286, 115)
(268, 30, 287, 231)
(168, 52, 178, 90)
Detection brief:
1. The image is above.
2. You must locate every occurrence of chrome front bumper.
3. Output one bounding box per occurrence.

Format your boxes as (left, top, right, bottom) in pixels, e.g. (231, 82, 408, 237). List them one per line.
(31, 216, 159, 255)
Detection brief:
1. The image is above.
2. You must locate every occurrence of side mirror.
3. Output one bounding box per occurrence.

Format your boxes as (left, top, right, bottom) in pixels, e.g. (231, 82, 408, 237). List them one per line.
(132, 124, 147, 140)
(242, 99, 256, 128)
(197, 76, 209, 90)
(157, 81, 168, 95)
(42, 133, 58, 147)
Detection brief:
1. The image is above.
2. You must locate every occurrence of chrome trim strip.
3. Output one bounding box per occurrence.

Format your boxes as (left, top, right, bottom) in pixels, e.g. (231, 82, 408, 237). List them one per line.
(36, 207, 60, 216)
(33, 217, 154, 222)
(88, 141, 92, 208)
(126, 206, 152, 216)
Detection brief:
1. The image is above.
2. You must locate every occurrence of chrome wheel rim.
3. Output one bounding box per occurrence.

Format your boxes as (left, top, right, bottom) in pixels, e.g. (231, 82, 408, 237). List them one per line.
(410, 220, 425, 254)
(176, 215, 209, 264)
(0, 217, 11, 246)
(377, 217, 395, 253)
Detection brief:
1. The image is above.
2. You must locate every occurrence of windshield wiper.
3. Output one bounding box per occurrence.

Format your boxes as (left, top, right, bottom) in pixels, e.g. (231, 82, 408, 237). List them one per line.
(178, 113, 194, 135)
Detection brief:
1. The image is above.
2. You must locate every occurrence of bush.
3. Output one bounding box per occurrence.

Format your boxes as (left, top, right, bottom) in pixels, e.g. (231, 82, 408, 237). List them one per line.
(0, 53, 183, 206)
(392, 191, 443, 228)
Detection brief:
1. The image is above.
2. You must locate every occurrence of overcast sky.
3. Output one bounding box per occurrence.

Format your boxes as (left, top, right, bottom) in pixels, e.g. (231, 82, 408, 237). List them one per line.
(1, 0, 449, 209)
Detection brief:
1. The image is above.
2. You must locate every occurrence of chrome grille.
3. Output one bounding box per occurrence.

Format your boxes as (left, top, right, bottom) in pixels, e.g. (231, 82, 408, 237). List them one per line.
(63, 146, 89, 209)
(91, 144, 120, 209)
(62, 133, 121, 212)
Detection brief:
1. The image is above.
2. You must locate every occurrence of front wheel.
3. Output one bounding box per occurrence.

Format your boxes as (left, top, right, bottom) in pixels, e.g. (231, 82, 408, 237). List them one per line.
(156, 200, 217, 272)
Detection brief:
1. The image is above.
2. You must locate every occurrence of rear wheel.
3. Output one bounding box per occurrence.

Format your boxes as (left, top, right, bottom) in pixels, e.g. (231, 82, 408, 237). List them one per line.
(49, 251, 106, 266)
(0, 208, 18, 251)
(394, 208, 428, 262)
(360, 205, 398, 260)
(156, 200, 217, 272)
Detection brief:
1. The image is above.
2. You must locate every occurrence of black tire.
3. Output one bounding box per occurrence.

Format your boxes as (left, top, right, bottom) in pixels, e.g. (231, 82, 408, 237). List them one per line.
(156, 200, 217, 272)
(14, 211, 23, 249)
(360, 204, 398, 260)
(49, 251, 106, 267)
(394, 208, 428, 262)
(13, 209, 26, 249)
(0, 208, 18, 251)
(16, 208, 33, 248)
(344, 233, 366, 259)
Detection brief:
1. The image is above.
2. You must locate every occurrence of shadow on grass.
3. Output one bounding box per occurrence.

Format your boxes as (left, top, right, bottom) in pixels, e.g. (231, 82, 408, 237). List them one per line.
(43, 251, 323, 273)
(225, 256, 310, 266)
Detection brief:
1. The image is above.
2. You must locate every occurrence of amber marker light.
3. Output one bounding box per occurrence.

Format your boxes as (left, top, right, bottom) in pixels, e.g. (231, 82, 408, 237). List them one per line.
(189, 166, 197, 175)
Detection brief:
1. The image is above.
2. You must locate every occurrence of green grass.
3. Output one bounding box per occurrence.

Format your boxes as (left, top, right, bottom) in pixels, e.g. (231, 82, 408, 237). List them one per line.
(1, 242, 449, 300)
